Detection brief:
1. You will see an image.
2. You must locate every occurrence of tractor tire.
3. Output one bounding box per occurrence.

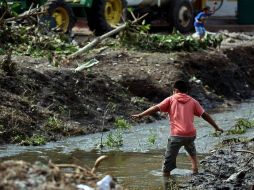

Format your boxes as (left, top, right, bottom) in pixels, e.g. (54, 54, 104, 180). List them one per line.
(43, 0, 75, 33)
(86, 0, 127, 36)
(169, 0, 194, 33)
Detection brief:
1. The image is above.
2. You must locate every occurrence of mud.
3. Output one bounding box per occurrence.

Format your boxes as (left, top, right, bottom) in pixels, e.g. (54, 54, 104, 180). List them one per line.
(0, 36, 254, 145)
(180, 141, 254, 190)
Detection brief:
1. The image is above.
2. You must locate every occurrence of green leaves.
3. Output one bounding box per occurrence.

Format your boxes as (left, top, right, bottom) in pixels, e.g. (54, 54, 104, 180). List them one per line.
(227, 118, 254, 135)
(120, 26, 223, 52)
(0, 24, 78, 57)
(114, 118, 132, 130)
(103, 118, 132, 148)
(105, 131, 123, 148)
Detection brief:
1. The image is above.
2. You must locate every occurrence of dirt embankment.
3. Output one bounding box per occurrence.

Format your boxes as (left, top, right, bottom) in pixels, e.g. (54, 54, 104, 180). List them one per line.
(0, 44, 254, 145)
(180, 141, 254, 190)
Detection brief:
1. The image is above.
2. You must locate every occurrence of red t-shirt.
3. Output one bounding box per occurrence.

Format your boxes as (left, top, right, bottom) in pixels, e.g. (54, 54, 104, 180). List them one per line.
(157, 93, 204, 137)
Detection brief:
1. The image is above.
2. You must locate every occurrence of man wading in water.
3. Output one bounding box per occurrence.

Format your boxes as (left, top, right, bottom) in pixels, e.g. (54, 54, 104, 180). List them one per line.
(131, 80, 223, 189)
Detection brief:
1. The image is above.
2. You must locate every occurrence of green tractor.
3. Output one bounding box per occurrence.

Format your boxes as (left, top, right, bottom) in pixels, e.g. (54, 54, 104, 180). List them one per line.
(0, 0, 127, 35)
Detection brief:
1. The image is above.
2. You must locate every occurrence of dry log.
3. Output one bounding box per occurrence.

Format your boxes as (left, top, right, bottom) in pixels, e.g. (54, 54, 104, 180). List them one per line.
(68, 13, 148, 59)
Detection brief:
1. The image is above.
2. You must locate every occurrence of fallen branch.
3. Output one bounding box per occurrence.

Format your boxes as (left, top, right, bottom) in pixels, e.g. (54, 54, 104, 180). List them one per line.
(5, 10, 45, 22)
(0, 9, 7, 23)
(235, 150, 254, 155)
(235, 150, 254, 166)
(68, 13, 148, 59)
(55, 164, 95, 175)
(52, 155, 108, 175)
(0, 0, 7, 24)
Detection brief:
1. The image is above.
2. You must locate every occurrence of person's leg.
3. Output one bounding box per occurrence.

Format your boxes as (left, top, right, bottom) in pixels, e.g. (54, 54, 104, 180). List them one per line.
(189, 154, 198, 173)
(184, 137, 198, 174)
(162, 138, 182, 190)
(200, 27, 206, 40)
(194, 26, 202, 40)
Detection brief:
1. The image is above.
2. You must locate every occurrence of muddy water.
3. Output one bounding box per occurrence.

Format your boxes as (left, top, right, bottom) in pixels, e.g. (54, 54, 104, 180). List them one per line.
(0, 100, 254, 189)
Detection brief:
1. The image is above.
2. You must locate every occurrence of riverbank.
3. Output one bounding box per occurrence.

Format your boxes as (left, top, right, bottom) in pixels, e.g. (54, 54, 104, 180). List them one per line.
(0, 35, 254, 145)
(180, 140, 254, 190)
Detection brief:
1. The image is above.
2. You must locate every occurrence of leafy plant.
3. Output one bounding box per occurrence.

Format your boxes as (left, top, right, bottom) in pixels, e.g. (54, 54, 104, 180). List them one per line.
(211, 131, 223, 137)
(148, 133, 157, 145)
(120, 25, 223, 52)
(11, 134, 46, 146)
(227, 118, 254, 135)
(105, 131, 123, 148)
(103, 118, 132, 148)
(11, 134, 25, 144)
(20, 134, 46, 146)
(114, 118, 132, 130)
(45, 116, 63, 132)
(216, 137, 254, 148)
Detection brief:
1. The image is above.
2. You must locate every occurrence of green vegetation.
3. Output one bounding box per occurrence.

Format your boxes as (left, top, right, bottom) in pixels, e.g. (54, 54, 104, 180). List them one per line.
(0, 24, 78, 57)
(105, 131, 123, 148)
(114, 117, 132, 130)
(131, 97, 146, 105)
(44, 116, 63, 133)
(104, 118, 132, 148)
(211, 131, 223, 137)
(12, 134, 46, 146)
(120, 22, 223, 52)
(216, 137, 254, 148)
(148, 131, 157, 145)
(0, 1, 78, 59)
(227, 118, 254, 135)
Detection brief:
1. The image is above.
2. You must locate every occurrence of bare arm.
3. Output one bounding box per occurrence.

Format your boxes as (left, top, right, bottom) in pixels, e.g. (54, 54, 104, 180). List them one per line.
(201, 112, 223, 132)
(131, 105, 160, 120)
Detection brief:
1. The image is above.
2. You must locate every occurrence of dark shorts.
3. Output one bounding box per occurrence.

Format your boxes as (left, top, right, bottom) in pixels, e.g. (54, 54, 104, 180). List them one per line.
(162, 136, 196, 173)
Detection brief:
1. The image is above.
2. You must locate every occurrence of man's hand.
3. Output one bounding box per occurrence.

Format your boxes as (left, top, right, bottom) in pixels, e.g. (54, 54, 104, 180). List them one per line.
(131, 106, 160, 121)
(131, 114, 142, 120)
(215, 127, 224, 133)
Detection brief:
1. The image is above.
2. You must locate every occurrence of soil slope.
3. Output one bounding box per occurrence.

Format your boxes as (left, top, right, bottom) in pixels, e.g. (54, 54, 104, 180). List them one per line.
(0, 40, 254, 145)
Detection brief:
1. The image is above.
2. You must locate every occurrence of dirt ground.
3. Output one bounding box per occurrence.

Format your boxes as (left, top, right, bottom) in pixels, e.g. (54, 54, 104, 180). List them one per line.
(0, 33, 254, 145)
(0, 30, 254, 190)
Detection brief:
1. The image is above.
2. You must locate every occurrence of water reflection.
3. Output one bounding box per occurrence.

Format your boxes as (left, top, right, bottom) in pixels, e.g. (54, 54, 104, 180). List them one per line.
(0, 100, 253, 189)
(0, 149, 204, 190)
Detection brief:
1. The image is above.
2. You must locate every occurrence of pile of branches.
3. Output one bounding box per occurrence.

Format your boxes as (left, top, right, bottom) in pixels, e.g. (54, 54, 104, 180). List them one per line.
(120, 22, 223, 52)
(0, 156, 124, 190)
(0, 1, 78, 57)
(0, 160, 98, 189)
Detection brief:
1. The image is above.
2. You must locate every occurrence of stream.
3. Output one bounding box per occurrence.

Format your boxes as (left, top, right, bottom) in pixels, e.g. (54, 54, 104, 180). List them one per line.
(0, 100, 254, 190)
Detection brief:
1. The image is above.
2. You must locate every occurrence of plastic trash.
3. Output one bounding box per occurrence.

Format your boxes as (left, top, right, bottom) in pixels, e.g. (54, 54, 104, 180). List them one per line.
(96, 175, 113, 190)
(77, 184, 94, 190)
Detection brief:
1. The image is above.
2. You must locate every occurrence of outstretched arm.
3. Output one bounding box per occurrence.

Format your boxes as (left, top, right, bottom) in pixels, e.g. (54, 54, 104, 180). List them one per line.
(201, 112, 223, 132)
(131, 105, 160, 120)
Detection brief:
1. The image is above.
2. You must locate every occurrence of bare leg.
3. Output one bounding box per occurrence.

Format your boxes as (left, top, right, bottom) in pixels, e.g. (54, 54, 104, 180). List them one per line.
(163, 172, 170, 190)
(189, 154, 198, 173)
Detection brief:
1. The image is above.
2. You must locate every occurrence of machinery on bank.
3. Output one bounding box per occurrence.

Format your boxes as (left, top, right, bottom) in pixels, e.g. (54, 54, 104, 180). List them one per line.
(0, 0, 127, 35)
(0, 0, 224, 34)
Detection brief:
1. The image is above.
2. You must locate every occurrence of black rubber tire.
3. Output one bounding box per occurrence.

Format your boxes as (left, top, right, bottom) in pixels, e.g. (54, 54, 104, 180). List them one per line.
(169, 0, 194, 33)
(86, 0, 127, 36)
(43, 0, 76, 33)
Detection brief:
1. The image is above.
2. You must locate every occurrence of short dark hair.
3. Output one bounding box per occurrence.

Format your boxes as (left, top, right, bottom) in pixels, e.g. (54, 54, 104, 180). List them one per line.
(173, 80, 189, 93)
(203, 6, 210, 11)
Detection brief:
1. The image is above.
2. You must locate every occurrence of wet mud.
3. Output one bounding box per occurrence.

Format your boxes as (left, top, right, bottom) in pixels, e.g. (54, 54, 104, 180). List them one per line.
(180, 141, 254, 190)
(0, 44, 254, 145)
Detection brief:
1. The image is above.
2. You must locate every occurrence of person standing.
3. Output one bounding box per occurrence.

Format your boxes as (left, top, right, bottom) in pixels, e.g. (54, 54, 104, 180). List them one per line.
(131, 80, 223, 189)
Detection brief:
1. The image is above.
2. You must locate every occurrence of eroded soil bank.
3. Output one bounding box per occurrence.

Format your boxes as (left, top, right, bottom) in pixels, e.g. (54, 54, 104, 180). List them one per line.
(180, 141, 254, 190)
(0, 44, 254, 145)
